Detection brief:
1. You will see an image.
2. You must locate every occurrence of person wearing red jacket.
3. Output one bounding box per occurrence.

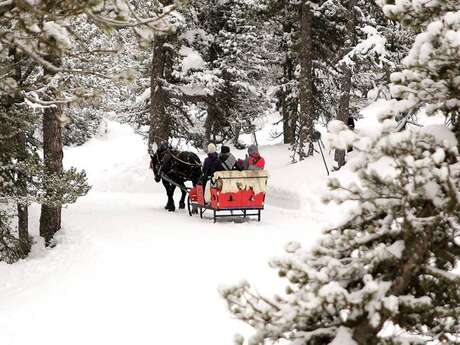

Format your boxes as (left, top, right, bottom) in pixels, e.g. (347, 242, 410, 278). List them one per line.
(239, 144, 265, 170)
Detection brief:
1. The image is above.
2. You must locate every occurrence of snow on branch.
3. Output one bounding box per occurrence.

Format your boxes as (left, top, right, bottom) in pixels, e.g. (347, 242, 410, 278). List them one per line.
(423, 265, 460, 285)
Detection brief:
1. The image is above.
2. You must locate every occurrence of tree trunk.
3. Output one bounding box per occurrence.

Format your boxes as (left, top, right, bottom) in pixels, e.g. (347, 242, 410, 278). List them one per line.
(334, 0, 356, 169)
(39, 56, 63, 245)
(204, 103, 216, 146)
(296, 1, 315, 159)
(282, 104, 294, 144)
(232, 124, 242, 149)
(148, 34, 171, 152)
(39, 103, 63, 245)
(453, 116, 460, 152)
(282, 19, 295, 144)
(11, 48, 30, 255)
(16, 130, 30, 256)
(334, 66, 352, 168)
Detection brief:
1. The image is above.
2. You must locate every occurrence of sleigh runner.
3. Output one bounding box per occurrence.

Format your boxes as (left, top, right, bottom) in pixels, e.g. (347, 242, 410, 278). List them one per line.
(187, 170, 269, 223)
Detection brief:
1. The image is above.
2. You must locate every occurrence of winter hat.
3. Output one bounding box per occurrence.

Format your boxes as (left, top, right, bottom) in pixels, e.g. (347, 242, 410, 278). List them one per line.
(220, 145, 230, 154)
(207, 143, 216, 154)
(248, 144, 258, 155)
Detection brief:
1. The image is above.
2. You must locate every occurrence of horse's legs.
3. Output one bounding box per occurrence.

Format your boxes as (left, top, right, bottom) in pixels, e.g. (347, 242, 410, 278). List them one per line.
(167, 184, 176, 212)
(179, 184, 187, 209)
(163, 180, 171, 209)
(163, 180, 176, 211)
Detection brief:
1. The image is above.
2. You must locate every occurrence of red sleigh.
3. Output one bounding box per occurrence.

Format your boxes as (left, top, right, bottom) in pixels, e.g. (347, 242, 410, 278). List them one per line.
(187, 170, 269, 222)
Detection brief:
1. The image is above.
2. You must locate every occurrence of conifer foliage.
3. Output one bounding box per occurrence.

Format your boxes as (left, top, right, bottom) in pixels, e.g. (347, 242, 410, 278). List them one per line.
(144, 0, 271, 151)
(221, 122, 460, 345)
(380, 0, 460, 144)
(0, 0, 168, 257)
(221, 1, 460, 343)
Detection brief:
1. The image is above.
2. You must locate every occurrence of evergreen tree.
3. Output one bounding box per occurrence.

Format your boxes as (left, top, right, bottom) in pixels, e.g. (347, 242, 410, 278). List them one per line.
(0, 0, 169, 253)
(221, 1, 460, 343)
(263, 0, 319, 160)
(221, 121, 460, 344)
(136, 0, 272, 151)
(62, 107, 104, 146)
(196, 0, 270, 148)
(0, 98, 37, 261)
(378, 0, 460, 147)
(0, 92, 90, 257)
(265, 0, 407, 161)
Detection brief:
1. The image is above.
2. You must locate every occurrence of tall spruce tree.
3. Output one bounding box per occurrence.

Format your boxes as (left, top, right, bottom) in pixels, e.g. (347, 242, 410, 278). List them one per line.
(133, 0, 271, 150)
(222, 120, 460, 345)
(198, 0, 270, 148)
(0, 96, 36, 261)
(265, 0, 407, 162)
(221, 1, 460, 343)
(264, 0, 319, 160)
(379, 0, 460, 148)
(0, 0, 170, 253)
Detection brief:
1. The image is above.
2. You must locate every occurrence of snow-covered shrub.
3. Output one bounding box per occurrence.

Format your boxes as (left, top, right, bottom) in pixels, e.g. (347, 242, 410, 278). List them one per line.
(221, 122, 460, 345)
(378, 0, 460, 144)
(63, 107, 103, 146)
(0, 208, 29, 264)
(0, 100, 90, 256)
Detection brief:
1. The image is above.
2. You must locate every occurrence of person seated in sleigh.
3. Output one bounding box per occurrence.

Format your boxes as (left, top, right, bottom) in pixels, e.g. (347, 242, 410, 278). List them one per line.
(238, 144, 265, 171)
(201, 144, 243, 203)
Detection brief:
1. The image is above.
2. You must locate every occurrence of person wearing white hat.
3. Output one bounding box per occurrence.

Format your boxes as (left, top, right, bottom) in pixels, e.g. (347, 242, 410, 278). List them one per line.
(207, 143, 216, 154)
(201, 143, 219, 200)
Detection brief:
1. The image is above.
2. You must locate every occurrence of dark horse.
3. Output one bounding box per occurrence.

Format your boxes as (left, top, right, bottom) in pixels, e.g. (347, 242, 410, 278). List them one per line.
(150, 144, 202, 212)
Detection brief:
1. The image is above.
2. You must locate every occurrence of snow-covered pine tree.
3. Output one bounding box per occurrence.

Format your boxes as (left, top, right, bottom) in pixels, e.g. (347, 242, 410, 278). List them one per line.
(137, 0, 271, 150)
(123, 0, 200, 151)
(221, 120, 460, 344)
(0, 0, 170, 249)
(270, 0, 298, 145)
(266, 0, 408, 161)
(62, 107, 104, 146)
(0, 93, 90, 259)
(0, 99, 37, 261)
(265, 0, 319, 160)
(378, 0, 460, 147)
(148, 24, 175, 149)
(200, 0, 271, 148)
(170, 0, 271, 148)
(221, 2, 460, 342)
(323, 0, 408, 168)
(263, 0, 360, 160)
(60, 14, 137, 146)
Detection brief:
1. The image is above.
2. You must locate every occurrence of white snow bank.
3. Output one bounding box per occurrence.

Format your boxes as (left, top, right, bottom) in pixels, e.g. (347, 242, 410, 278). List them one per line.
(64, 121, 160, 193)
(69, 121, 335, 222)
(0, 119, 330, 345)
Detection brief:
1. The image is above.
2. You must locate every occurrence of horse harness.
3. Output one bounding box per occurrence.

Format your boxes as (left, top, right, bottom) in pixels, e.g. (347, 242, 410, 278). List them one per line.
(153, 149, 200, 192)
(160, 172, 191, 192)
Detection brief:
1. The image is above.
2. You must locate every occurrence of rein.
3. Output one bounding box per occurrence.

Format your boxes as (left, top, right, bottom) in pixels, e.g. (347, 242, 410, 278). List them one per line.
(168, 151, 201, 167)
(161, 173, 191, 192)
(152, 148, 200, 187)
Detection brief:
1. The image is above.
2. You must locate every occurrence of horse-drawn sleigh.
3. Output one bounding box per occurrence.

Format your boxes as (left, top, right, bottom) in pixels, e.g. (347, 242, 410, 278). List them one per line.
(187, 170, 269, 223)
(150, 144, 269, 222)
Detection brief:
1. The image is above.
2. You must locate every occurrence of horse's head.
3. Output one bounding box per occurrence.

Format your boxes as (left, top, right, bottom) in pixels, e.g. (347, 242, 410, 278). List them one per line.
(150, 143, 170, 183)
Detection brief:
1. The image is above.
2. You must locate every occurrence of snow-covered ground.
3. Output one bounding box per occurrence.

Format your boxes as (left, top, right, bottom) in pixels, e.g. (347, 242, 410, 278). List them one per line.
(0, 121, 340, 345)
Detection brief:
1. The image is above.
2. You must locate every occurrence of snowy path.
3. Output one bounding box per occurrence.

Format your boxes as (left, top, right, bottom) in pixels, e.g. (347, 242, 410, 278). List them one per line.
(0, 122, 332, 345)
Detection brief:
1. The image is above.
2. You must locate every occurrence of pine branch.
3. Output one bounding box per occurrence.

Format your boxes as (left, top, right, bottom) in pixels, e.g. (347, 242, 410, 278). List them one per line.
(423, 265, 460, 285)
